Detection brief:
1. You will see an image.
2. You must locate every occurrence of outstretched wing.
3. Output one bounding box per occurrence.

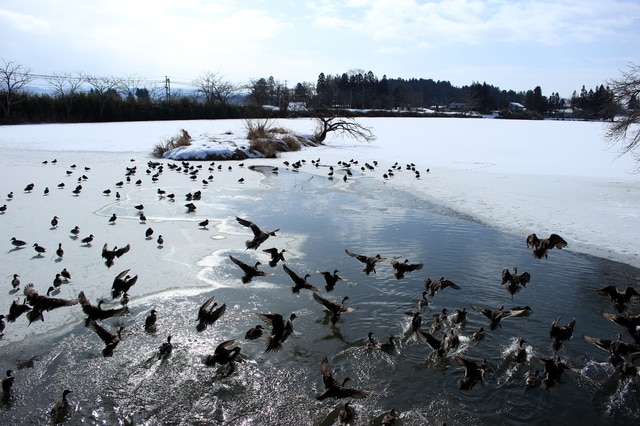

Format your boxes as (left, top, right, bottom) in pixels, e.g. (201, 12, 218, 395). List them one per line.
(548, 234, 568, 249)
(345, 249, 367, 264)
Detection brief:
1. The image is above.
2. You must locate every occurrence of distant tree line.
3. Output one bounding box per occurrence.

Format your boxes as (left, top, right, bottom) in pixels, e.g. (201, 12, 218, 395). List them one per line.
(0, 59, 624, 125)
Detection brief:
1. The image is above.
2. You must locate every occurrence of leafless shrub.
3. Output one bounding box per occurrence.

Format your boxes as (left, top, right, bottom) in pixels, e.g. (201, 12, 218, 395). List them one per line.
(152, 129, 192, 158)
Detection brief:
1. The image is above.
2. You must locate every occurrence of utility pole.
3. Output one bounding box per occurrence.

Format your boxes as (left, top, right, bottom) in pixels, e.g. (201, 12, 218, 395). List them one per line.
(164, 76, 170, 99)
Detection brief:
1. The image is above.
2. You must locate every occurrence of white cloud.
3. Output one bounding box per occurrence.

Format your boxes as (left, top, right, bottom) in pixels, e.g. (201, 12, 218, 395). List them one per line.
(0, 8, 50, 32)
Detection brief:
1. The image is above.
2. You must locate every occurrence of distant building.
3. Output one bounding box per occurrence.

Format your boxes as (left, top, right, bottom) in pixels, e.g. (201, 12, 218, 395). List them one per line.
(508, 102, 526, 111)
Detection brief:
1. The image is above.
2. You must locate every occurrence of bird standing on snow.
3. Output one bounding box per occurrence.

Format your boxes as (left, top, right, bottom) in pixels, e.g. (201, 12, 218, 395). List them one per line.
(109, 213, 117, 224)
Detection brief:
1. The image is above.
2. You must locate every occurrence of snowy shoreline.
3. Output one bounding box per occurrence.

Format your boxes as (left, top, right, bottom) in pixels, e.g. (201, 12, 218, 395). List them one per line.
(1, 117, 638, 269)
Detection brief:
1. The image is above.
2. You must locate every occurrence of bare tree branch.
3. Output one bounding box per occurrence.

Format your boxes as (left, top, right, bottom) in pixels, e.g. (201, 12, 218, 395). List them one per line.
(193, 71, 236, 105)
(313, 115, 375, 144)
(605, 63, 640, 170)
(0, 59, 33, 120)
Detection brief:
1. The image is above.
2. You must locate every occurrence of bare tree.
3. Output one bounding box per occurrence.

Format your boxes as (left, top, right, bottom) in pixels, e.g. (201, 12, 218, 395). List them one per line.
(85, 75, 122, 119)
(193, 71, 236, 106)
(312, 115, 375, 144)
(45, 72, 86, 118)
(0, 59, 33, 121)
(605, 63, 640, 169)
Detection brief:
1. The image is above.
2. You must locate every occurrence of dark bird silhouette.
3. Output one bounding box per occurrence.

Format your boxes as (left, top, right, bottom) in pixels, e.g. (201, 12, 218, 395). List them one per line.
(11, 273, 20, 289)
(425, 276, 461, 297)
(111, 269, 138, 299)
(550, 316, 576, 351)
(135, 204, 144, 211)
(79, 291, 129, 320)
(390, 257, 423, 279)
(501, 267, 531, 286)
(471, 305, 510, 331)
(597, 286, 640, 313)
(236, 216, 279, 250)
(53, 273, 63, 289)
(338, 402, 356, 425)
(0, 204, 6, 213)
(81, 234, 94, 245)
(312, 293, 356, 324)
(583, 333, 640, 366)
(61, 268, 71, 281)
(245, 324, 264, 340)
(405, 310, 422, 332)
(196, 296, 226, 332)
(259, 312, 296, 352)
(451, 307, 467, 324)
(514, 338, 528, 363)
(414, 328, 447, 357)
(10, 237, 27, 248)
(229, 255, 273, 283)
(144, 309, 157, 331)
(199, 219, 209, 228)
(262, 247, 286, 267)
(50, 216, 59, 228)
(2, 370, 14, 394)
(32, 243, 46, 255)
(318, 269, 343, 292)
(601, 312, 640, 344)
(84, 318, 124, 357)
(24, 284, 79, 324)
(157, 235, 164, 246)
(526, 233, 568, 259)
(344, 249, 387, 275)
(50, 389, 73, 424)
(56, 243, 64, 259)
(70, 226, 80, 238)
(536, 356, 570, 389)
(23, 183, 34, 192)
(102, 243, 131, 267)
(316, 357, 370, 400)
(145, 227, 154, 239)
(204, 339, 241, 366)
(7, 299, 31, 322)
(109, 213, 117, 224)
(157, 335, 173, 360)
(418, 291, 429, 309)
(283, 264, 319, 294)
(455, 355, 490, 391)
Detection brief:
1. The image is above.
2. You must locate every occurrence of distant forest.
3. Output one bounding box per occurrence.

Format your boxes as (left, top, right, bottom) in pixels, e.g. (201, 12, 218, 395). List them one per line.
(0, 61, 622, 124)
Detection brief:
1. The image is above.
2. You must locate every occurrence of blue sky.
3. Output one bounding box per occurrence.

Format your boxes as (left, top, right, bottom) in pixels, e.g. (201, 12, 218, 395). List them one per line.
(1, 0, 639, 97)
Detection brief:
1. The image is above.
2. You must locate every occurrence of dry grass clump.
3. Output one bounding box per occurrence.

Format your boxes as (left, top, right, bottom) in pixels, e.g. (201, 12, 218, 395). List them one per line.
(152, 129, 192, 158)
(245, 118, 313, 158)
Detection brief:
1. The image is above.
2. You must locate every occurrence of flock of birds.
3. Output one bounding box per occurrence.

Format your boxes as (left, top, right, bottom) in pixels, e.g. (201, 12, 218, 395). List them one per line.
(1, 152, 639, 425)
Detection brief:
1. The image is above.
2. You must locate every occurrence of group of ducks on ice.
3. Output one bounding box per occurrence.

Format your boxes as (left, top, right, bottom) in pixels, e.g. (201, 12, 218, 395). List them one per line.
(2, 156, 640, 425)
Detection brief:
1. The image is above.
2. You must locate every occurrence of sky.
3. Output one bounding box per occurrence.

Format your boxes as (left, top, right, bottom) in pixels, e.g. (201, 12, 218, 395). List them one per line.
(1, 0, 639, 97)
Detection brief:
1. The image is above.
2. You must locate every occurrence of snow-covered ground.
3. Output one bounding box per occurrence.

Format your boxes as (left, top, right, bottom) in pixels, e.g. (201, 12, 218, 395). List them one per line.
(1, 117, 637, 269)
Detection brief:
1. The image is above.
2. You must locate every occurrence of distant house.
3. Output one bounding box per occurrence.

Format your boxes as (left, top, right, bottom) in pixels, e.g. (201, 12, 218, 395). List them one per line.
(447, 102, 466, 111)
(508, 102, 526, 111)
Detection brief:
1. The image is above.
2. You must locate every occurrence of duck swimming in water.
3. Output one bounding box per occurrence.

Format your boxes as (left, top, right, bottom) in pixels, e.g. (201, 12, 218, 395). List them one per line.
(471, 305, 510, 331)
(157, 335, 173, 360)
(583, 333, 640, 366)
(344, 249, 387, 275)
(245, 324, 264, 340)
(236, 216, 279, 250)
(2, 370, 14, 395)
(50, 389, 73, 424)
(145, 309, 157, 331)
